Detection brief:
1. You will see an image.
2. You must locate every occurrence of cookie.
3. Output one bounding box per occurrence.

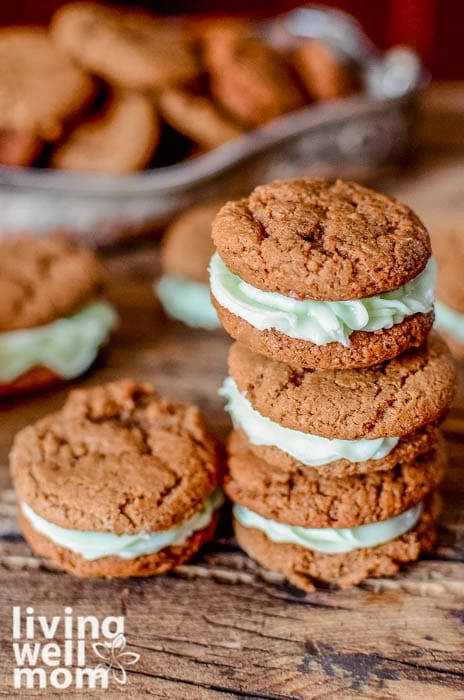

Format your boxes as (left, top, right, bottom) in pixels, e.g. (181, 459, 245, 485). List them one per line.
(51, 3, 200, 91)
(0, 235, 104, 331)
(0, 130, 41, 166)
(225, 429, 445, 529)
(203, 29, 306, 127)
(233, 495, 438, 591)
(432, 229, 464, 359)
(51, 93, 159, 173)
(161, 202, 223, 285)
(228, 333, 456, 440)
(0, 235, 117, 394)
(18, 510, 219, 578)
(0, 28, 94, 141)
(156, 202, 223, 329)
(210, 178, 435, 366)
(294, 39, 359, 101)
(220, 375, 442, 476)
(212, 179, 431, 300)
(0, 367, 61, 398)
(10, 379, 223, 578)
(158, 88, 243, 151)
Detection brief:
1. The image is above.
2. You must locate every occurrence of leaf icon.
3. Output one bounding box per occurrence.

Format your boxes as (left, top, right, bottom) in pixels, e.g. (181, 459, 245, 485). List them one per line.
(111, 633, 126, 651)
(118, 651, 140, 666)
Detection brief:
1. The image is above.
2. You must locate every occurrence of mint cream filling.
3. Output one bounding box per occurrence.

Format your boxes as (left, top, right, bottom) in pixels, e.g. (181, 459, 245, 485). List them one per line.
(21, 489, 224, 561)
(0, 300, 118, 382)
(219, 376, 399, 466)
(209, 253, 436, 346)
(435, 301, 464, 343)
(156, 275, 219, 330)
(234, 502, 423, 554)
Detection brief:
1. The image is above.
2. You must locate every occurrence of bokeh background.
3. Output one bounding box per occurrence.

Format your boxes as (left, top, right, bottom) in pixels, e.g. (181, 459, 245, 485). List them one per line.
(1, 0, 460, 79)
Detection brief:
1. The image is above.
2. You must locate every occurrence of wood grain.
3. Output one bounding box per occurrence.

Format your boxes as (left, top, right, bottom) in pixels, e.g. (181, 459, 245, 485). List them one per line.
(0, 84, 463, 698)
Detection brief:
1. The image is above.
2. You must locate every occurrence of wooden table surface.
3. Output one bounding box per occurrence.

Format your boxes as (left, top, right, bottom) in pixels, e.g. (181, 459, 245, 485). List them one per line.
(0, 84, 463, 699)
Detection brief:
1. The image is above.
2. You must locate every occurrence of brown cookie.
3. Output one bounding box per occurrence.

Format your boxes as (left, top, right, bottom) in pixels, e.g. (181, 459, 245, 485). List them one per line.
(437, 332, 464, 362)
(0, 367, 62, 398)
(229, 333, 456, 440)
(0, 27, 94, 141)
(203, 29, 306, 127)
(19, 510, 218, 579)
(212, 179, 431, 300)
(51, 93, 159, 173)
(158, 88, 243, 151)
(11, 379, 221, 533)
(0, 130, 42, 166)
(225, 429, 445, 529)
(233, 495, 438, 591)
(432, 229, 464, 312)
(51, 3, 200, 91)
(0, 234, 104, 331)
(161, 201, 224, 284)
(238, 423, 441, 478)
(294, 39, 359, 101)
(215, 301, 434, 369)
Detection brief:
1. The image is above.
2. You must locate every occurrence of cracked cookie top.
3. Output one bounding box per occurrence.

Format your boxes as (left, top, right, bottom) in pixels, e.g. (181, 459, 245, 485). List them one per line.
(10, 380, 221, 534)
(0, 235, 105, 332)
(212, 178, 431, 301)
(229, 332, 456, 440)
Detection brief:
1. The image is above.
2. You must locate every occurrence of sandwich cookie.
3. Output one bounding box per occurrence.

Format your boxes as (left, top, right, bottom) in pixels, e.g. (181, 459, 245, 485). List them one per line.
(233, 495, 438, 590)
(156, 202, 223, 329)
(433, 229, 464, 360)
(220, 376, 441, 477)
(225, 428, 445, 529)
(210, 179, 435, 368)
(0, 235, 117, 396)
(10, 380, 223, 578)
(227, 333, 456, 441)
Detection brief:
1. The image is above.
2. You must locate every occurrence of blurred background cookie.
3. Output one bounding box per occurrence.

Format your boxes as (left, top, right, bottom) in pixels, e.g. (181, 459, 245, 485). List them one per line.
(433, 229, 464, 360)
(202, 23, 306, 126)
(156, 201, 223, 330)
(0, 130, 42, 166)
(293, 39, 360, 101)
(51, 92, 159, 172)
(0, 27, 94, 142)
(158, 88, 243, 151)
(50, 2, 201, 90)
(0, 235, 117, 396)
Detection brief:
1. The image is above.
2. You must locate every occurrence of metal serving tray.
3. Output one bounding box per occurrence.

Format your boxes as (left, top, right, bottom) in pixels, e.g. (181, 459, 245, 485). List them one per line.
(0, 5, 428, 245)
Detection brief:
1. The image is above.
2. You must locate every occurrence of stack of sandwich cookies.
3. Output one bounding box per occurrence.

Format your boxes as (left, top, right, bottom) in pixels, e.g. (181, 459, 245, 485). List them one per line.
(0, 235, 117, 396)
(210, 177, 456, 590)
(10, 380, 223, 578)
(223, 337, 454, 589)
